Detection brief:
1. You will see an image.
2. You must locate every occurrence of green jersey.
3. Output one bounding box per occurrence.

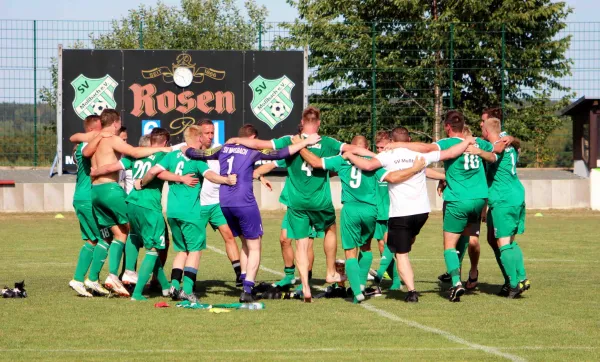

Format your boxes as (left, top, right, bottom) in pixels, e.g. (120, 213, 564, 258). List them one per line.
(121, 152, 167, 211)
(436, 137, 493, 201)
(376, 176, 390, 221)
(273, 135, 344, 210)
(73, 143, 93, 202)
(486, 145, 525, 207)
(274, 159, 289, 206)
(158, 150, 210, 220)
(322, 155, 385, 206)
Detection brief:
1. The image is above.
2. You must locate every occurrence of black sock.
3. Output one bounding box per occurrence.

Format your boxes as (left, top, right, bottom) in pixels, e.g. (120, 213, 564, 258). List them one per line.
(308, 270, 313, 281)
(171, 268, 183, 283)
(232, 260, 241, 278)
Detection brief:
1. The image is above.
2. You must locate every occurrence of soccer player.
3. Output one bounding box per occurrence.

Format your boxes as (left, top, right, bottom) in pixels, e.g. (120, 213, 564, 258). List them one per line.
(228, 107, 374, 302)
(472, 117, 529, 297)
(91, 128, 176, 300)
(346, 127, 474, 302)
(184, 124, 320, 302)
(83, 109, 170, 296)
(68, 115, 111, 297)
(139, 126, 237, 303)
(173, 119, 243, 286)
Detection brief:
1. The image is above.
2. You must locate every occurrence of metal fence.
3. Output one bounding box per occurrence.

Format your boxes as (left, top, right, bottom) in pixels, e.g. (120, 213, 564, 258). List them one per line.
(1, 20, 599, 167)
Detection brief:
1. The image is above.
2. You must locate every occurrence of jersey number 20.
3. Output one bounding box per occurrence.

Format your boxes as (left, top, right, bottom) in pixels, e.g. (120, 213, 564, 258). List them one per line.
(133, 160, 151, 179)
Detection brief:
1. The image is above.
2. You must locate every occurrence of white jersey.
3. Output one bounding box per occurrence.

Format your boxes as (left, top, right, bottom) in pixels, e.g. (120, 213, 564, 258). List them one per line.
(376, 148, 440, 218)
(119, 166, 134, 194)
(173, 142, 220, 206)
(201, 160, 221, 206)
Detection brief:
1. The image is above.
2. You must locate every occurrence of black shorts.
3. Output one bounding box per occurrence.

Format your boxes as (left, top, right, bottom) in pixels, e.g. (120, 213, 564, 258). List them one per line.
(387, 213, 429, 254)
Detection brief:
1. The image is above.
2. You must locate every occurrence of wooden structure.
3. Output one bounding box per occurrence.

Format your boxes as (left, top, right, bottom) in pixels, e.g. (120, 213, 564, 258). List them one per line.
(560, 96, 600, 178)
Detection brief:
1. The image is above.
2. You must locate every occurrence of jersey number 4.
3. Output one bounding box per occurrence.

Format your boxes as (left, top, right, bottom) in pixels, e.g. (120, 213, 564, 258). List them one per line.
(463, 154, 480, 170)
(301, 161, 313, 177)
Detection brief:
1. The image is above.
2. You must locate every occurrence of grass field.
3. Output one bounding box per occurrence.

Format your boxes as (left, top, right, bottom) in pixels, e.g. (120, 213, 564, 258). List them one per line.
(1, 210, 599, 361)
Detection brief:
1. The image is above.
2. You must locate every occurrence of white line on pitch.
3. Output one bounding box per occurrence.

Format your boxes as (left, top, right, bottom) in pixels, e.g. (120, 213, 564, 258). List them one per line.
(207, 244, 525, 362)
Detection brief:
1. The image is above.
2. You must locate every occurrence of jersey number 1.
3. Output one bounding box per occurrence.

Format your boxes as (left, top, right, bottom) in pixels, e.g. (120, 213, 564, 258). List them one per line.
(226, 156, 235, 174)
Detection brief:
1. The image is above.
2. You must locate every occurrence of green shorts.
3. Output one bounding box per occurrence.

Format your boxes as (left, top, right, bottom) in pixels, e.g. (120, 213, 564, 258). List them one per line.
(91, 182, 129, 228)
(127, 203, 166, 250)
(443, 201, 482, 237)
(73, 200, 109, 241)
(201, 204, 227, 231)
(487, 204, 526, 238)
(373, 220, 388, 241)
(443, 199, 487, 234)
(341, 203, 377, 250)
(168, 217, 206, 252)
(281, 212, 324, 239)
(286, 207, 336, 240)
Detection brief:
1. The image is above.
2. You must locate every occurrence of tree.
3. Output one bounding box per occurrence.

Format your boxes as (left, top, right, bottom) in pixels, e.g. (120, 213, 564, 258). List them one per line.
(276, 0, 573, 154)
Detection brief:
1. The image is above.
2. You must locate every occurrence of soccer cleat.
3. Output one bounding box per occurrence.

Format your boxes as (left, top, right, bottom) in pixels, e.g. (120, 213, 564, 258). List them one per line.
(405, 290, 419, 303)
(104, 274, 130, 297)
(382, 271, 391, 280)
(239, 291, 255, 303)
(497, 283, 510, 297)
(169, 286, 181, 301)
(448, 285, 465, 302)
(162, 289, 170, 297)
(85, 279, 109, 296)
(179, 291, 198, 304)
(438, 272, 451, 283)
(69, 280, 93, 297)
(507, 283, 524, 299)
(122, 270, 138, 285)
(364, 286, 383, 297)
(521, 279, 531, 292)
(465, 270, 479, 290)
(353, 293, 365, 304)
(369, 270, 382, 284)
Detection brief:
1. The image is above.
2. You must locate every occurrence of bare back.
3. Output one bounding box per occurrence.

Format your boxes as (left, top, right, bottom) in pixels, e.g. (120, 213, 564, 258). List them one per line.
(92, 135, 122, 185)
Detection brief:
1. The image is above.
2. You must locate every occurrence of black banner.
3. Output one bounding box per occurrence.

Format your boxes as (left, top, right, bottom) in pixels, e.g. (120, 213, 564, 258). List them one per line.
(61, 50, 304, 171)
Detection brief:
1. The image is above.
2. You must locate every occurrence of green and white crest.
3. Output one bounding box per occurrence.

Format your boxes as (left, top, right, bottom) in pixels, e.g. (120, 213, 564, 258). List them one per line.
(249, 75, 295, 129)
(71, 74, 118, 120)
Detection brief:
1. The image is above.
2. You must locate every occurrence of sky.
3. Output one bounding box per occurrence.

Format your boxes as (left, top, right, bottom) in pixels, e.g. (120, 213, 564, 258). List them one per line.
(0, 0, 595, 23)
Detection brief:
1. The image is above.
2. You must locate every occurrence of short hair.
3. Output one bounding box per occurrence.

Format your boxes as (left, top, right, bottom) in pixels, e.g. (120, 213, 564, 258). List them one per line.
(238, 124, 258, 138)
(118, 126, 127, 134)
(297, 124, 304, 134)
(483, 117, 502, 134)
(150, 127, 170, 146)
(444, 110, 465, 133)
(302, 106, 320, 122)
(184, 125, 202, 144)
(483, 107, 502, 120)
(138, 135, 151, 147)
(391, 127, 410, 142)
(83, 115, 100, 131)
(462, 125, 472, 137)
(375, 130, 391, 143)
(351, 135, 369, 148)
(198, 118, 213, 127)
(100, 109, 120, 128)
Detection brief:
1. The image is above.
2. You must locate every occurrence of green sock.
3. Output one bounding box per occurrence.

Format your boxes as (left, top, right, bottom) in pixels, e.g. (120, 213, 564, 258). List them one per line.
(345, 258, 362, 297)
(108, 239, 125, 275)
(512, 241, 527, 281)
(183, 267, 198, 295)
(88, 240, 110, 281)
(73, 242, 95, 282)
(456, 235, 469, 264)
(444, 249, 461, 286)
(377, 244, 394, 279)
(275, 265, 295, 287)
(358, 251, 373, 286)
(132, 251, 158, 299)
(124, 235, 141, 272)
(390, 263, 402, 290)
(499, 244, 519, 288)
(153, 258, 171, 290)
(493, 247, 510, 284)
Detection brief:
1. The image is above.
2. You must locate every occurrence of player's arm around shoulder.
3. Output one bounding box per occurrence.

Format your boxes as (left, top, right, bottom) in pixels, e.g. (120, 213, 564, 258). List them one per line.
(184, 145, 222, 160)
(113, 136, 171, 159)
(382, 155, 427, 184)
(91, 159, 126, 177)
(438, 137, 474, 161)
(465, 138, 497, 163)
(344, 152, 382, 171)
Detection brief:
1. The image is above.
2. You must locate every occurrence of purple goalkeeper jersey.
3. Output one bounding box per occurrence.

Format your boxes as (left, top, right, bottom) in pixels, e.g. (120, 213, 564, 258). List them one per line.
(186, 144, 290, 207)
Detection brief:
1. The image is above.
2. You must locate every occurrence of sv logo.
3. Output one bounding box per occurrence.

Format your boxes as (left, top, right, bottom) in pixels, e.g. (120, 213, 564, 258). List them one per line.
(77, 81, 89, 94)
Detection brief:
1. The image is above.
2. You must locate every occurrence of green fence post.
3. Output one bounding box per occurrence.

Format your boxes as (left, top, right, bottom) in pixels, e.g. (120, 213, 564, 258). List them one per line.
(33, 20, 37, 167)
(449, 23, 454, 109)
(258, 22, 262, 51)
(139, 20, 144, 49)
(371, 22, 377, 151)
(501, 23, 506, 128)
